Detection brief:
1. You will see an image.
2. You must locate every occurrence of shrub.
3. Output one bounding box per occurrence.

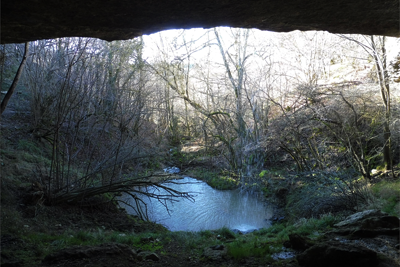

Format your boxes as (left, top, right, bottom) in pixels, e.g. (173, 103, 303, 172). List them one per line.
(17, 139, 41, 154)
(371, 180, 400, 216)
(286, 171, 374, 219)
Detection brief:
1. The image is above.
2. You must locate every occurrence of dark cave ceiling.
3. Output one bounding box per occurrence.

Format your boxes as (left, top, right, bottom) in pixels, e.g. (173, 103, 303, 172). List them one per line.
(1, 0, 399, 43)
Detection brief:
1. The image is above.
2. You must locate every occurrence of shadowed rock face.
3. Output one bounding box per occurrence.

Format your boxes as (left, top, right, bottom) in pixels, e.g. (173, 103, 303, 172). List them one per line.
(1, 0, 399, 43)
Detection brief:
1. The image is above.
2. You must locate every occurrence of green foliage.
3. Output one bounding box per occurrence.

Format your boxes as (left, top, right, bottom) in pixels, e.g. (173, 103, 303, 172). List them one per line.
(291, 214, 339, 236)
(191, 168, 240, 190)
(371, 180, 400, 216)
(169, 147, 204, 167)
(254, 214, 340, 243)
(199, 230, 214, 238)
(262, 187, 272, 197)
(215, 227, 236, 239)
(0, 208, 25, 235)
(375, 165, 386, 171)
(284, 171, 372, 219)
(207, 175, 239, 190)
(76, 230, 94, 242)
(227, 238, 272, 260)
(206, 170, 240, 190)
(19, 152, 51, 165)
(162, 231, 218, 252)
(259, 170, 268, 178)
(259, 169, 285, 179)
(19, 229, 167, 261)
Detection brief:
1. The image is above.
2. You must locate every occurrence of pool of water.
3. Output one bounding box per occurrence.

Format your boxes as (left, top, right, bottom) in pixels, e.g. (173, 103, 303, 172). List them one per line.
(121, 177, 273, 232)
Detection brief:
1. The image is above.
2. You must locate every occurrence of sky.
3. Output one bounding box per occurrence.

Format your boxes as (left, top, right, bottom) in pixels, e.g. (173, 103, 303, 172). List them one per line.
(141, 27, 400, 98)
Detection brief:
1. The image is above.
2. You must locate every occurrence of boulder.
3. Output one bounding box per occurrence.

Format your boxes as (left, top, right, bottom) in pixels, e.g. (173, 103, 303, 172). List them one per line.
(331, 209, 400, 238)
(163, 167, 180, 174)
(42, 243, 137, 263)
(295, 210, 400, 267)
(137, 251, 160, 261)
(203, 244, 228, 260)
(296, 241, 378, 267)
(334, 210, 387, 228)
(286, 233, 314, 250)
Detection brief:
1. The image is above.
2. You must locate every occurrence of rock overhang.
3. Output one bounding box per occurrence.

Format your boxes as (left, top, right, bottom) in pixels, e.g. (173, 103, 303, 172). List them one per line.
(1, 0, 399, 44)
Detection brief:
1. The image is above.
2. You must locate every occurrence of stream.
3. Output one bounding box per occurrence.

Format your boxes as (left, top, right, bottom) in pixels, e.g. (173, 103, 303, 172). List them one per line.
(121, 177, 273, 232)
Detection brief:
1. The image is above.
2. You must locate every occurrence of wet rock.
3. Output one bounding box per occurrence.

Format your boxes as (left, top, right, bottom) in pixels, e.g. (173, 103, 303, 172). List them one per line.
(272, 251, 296, 261)
(328, 227, 400, 238)
(271, 216, 286, 223)
(137, 251, 160, 261)
(42, 243, 137, 263)
(163, 167, 180, 174)
(359, 215, 400, 229)
(293, 210, 400, 266)
(209, 244, 224, 250)
(203, 244, 227, 260)
(333, 210, 385, 227)
(297, 241, 378, 267)
(330, 209, 400, 238)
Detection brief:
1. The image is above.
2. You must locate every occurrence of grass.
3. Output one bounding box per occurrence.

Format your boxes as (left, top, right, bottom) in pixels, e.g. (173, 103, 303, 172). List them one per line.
(222, 214, 340, 261)
(162, 230, 220, 252)
(14, 229, 167, 261)
(1, 197, 344, 266)
(1, 208, 26, 235)
(371, 179, 400, 216)
(227, 237, 274, 260)
(215, 227, 236, 239)
(225, 214, 339, 261)
(254, 213, 340, 241)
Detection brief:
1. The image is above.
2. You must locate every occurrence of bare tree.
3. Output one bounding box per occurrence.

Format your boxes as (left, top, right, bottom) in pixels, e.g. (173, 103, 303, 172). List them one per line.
(1, 42, 29, 115)
(22, 37, 162, 203)
(338, 35, 394, 174)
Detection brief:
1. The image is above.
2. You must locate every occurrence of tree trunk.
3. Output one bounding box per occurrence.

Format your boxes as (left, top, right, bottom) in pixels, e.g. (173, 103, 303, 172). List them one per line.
(1, 42, 29, 115)
(371, 36, 392, 172)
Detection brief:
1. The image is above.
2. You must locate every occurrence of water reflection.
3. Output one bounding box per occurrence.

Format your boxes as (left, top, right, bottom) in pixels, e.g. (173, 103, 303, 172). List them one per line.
(122, 177, 272, 232)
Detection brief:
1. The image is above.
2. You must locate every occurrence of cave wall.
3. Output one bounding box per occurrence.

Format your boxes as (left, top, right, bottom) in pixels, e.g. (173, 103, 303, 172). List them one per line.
(1, 0, 399, 43)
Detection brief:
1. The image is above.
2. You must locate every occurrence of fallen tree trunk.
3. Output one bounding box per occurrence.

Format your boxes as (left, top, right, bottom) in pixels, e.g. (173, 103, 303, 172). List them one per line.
(50, 174, 195, 220)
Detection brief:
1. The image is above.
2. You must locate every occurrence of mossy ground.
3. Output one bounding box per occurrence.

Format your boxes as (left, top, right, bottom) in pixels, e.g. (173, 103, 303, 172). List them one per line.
(186, 168, 240, 190)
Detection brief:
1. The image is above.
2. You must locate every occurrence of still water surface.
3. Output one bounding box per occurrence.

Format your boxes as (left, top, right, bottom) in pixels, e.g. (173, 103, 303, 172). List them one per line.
(122, 177, 273, 232)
